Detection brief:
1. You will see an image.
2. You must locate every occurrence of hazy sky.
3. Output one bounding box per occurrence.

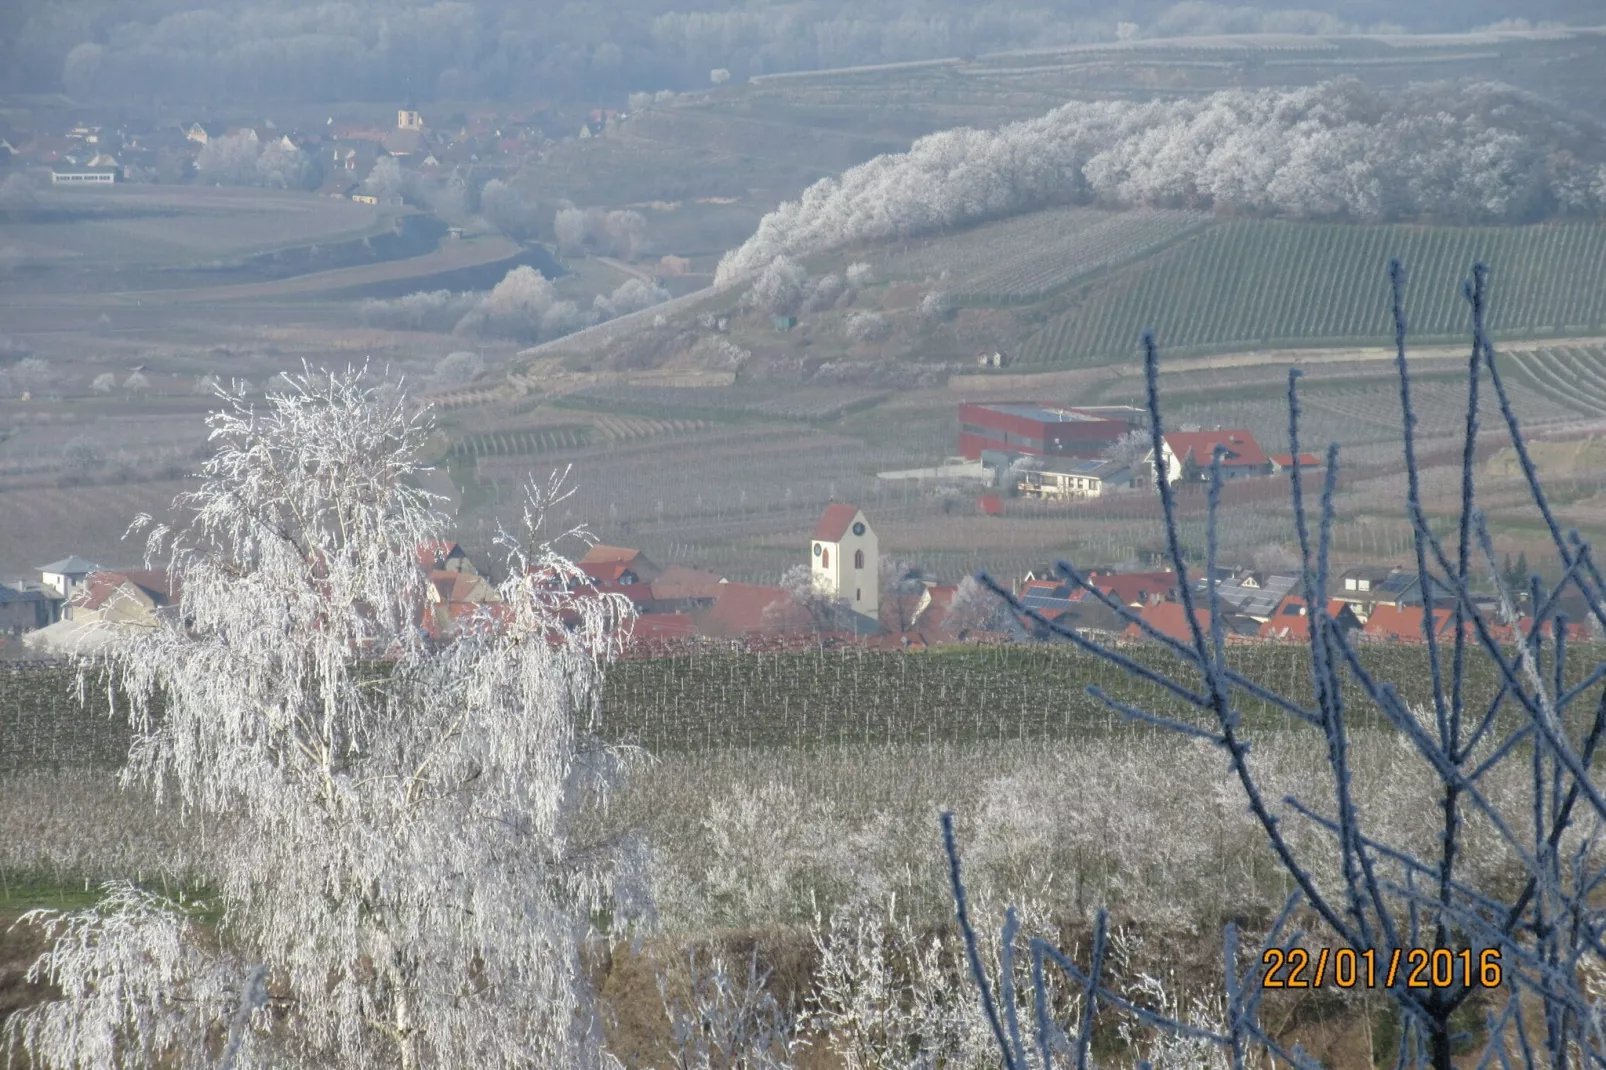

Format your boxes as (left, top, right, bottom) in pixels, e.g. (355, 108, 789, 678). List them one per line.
(3, 0, 1602, 104)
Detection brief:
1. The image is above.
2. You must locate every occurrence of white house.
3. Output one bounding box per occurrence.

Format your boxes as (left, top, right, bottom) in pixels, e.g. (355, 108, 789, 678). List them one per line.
(38, 555, 103, 601)
(811, 504, 879, 619)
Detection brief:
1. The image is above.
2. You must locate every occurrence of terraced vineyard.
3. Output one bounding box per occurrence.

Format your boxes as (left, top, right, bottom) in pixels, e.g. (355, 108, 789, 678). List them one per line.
(563, 384, 891, 422)
(1503, 345, 1606, 419)
(1015, 220, 1606, 365)
(872, 205, 1211, 300)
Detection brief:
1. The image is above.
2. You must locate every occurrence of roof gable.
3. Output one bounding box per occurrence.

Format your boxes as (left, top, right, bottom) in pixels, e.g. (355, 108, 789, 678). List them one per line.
(1162, 430, 1268, 468)
(813, 504, 865, 542)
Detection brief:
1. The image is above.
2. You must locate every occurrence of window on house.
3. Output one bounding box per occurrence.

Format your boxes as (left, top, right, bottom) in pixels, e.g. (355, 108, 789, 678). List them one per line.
(1358, 579, 1371, 591)
(1346, 578, 1358, 590)
(856, 588, 861, 601)
(821, 548, 829, 568)
(855, 550, 864, 569)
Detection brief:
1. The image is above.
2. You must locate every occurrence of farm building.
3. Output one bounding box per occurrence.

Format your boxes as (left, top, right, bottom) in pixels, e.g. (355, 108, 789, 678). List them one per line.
(958, 402, 1142, 461)
(1015, 459, 1132, 501)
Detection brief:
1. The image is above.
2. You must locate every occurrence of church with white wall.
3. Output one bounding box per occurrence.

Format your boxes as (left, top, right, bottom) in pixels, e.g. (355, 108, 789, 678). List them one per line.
(810, 504, 878, 619)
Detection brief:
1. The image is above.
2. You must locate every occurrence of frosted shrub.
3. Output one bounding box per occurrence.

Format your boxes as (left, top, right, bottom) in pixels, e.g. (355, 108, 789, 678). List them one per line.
(659, 947, 797, 1070)
(844, 311, 891, 344)
(433, 350, 484, 384)
(808, 893, 1078, 1070)
(6, 367, 636, 1069)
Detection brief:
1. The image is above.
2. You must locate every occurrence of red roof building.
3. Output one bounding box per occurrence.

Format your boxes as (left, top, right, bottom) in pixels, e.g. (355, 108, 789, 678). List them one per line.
(578, 545, 659, 586)
(1155, 431, 1271, 484)
(1087, 570, 1176, 607)
(1124, 601, 1213, 643)
(1361, 603, 1458, 642)
(958, 402, 1140, 461)
(1257, 596, 1360, 640)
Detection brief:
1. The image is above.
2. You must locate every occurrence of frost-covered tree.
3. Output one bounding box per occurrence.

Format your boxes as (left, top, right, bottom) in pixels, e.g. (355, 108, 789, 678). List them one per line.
(5, 367, 636, 1069)
(844, 311, 890, 344)
(554, 206, 590, 254)
(363, 156, 405, 202)
(9, 356, 53, 395)
(455, 265, 566, 342)
(90, 372, 116, 395)
(433, 350, 484, 384)
(594, 277, 670, 320)
(775, 563, 850, 633)
(479, 179, 535, 239)
(749, 256, 808, 316)
(943, 575, 1002, 636)
(716, 79, 1606, 282)
(254, 141, 314, 190)
(601, 209, 647, 260)
(919, 289, 955, 321)
(195, 132, 262, 186)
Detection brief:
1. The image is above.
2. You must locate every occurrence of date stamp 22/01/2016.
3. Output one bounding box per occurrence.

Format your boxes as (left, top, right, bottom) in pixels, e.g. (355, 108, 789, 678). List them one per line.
(1261, 947, 1503, 990)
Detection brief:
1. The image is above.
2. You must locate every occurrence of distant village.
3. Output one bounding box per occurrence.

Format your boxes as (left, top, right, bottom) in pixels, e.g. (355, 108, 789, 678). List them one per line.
(1, 102, 611, 195)
(2, 397, 1582, 655)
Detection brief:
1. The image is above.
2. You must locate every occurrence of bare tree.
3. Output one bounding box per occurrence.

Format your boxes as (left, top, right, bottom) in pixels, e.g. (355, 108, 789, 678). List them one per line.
(4, 367, 636, 1069)
(953, 261, 1606, 1070)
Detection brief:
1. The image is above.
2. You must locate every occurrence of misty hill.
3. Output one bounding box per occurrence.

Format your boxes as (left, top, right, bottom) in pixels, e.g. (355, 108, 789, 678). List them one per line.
(7, 0, 1606, 104)
(717, 77, 1606, 281)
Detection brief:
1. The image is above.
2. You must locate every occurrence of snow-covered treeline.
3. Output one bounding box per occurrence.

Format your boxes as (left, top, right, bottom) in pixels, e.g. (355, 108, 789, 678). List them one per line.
(717, 78, 1606, 282)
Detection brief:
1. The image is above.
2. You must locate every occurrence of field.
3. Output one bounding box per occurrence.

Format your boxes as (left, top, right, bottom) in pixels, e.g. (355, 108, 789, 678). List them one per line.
(866, 205, 1212, 301)
(995, 218, 1606, 365)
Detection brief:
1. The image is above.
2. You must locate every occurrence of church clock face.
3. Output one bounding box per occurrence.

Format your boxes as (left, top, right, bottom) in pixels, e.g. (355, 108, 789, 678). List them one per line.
(813, 543, 823, 556)
(851, 521, 866, 536)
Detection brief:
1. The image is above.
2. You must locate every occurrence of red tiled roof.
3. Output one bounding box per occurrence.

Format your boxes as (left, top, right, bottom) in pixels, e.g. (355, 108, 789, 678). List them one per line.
(813, 504, 861, 542)
(1256, 595, 1352, 640)
(649, 565, 727, 601)
(73, 570, 178, 611)
(579, 561, 638, 584)
(1362, 603, 1456, 641)
(580, 545, 641, 565)
(1124, 601, 1211, 643)
(624, 613, 696, 644)
(688, 582, 807, 637)
(1163, 430, 1268, 468)
(1088, 570, 1176, 607)
(978, 496, 1004, 516)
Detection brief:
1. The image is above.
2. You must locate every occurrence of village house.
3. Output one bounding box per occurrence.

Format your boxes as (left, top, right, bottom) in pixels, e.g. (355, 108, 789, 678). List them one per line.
(0, 582, 59, 633)
(1148, 430, 1272, 484)
(1015, 459, 1133, 501)
(38, 555, 103, 602)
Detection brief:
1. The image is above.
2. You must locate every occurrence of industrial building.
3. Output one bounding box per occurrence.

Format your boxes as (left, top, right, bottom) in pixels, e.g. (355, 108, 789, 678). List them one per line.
(958, 402, 1143, 461)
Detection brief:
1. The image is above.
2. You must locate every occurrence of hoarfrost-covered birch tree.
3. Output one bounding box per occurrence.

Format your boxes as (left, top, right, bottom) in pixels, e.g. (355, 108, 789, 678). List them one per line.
(5, 366, 636, 1069)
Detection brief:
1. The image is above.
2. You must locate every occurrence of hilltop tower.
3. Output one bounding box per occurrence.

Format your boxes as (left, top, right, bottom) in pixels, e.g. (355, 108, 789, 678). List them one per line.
(810, 504, 878, 619)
